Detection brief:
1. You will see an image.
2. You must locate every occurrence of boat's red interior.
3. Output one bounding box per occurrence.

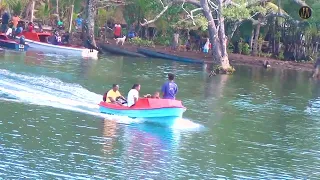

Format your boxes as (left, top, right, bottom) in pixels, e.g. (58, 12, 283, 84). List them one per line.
(99, 98, 185, 110)
(20, 31, 51, 42)
(0, 33, 8, 40)
(19, 31, 86, 49)
(0, 33, 18, 43)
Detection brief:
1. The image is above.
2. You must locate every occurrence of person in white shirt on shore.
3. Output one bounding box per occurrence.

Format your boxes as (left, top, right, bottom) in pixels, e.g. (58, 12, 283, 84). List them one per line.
(127, 84, 140, 107)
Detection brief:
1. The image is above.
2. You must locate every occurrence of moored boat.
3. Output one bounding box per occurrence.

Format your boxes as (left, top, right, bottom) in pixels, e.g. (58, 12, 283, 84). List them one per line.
(99, 98, 186, 119)
(16, 31, 98, 59)
(0, 33, 29, 51)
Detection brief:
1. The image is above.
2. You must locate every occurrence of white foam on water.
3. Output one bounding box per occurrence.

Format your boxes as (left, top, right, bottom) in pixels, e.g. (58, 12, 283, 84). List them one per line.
(0, 69, 141, 124)
(170, 117, 204, 131)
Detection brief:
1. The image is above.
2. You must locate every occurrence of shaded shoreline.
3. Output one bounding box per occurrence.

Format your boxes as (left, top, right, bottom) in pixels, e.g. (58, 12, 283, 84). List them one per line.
(97, 39, 315, 72)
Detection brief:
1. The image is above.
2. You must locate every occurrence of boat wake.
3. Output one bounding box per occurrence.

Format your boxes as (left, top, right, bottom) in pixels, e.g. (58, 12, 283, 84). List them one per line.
(0, 69, 202, 129)
(0, 69, 139, 124)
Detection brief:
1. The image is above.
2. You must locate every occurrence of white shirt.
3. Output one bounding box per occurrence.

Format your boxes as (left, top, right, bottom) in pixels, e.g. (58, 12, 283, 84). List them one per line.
(127, 89, 139, 107)
(204, 39, 210, 49)
(5, 28, 12, 36)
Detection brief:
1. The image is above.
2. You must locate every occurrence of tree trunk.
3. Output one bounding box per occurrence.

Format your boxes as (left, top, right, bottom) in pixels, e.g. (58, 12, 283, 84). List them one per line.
(84, 0, 97, 47)
(68, 4, 74, 32)
(250, 28, 254, 49)
(56, 0, 60, 21)
(30, 0, 35, 22)
(252, 22, 261, 56)
(200, 0, 231, 71)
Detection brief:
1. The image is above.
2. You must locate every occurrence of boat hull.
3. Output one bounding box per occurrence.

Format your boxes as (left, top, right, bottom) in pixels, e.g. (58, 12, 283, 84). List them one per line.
(16, 35, 98, 59)
(26, 40, 98, 59)
(0, 40, 29, 51)
(99, 106, 185, 118)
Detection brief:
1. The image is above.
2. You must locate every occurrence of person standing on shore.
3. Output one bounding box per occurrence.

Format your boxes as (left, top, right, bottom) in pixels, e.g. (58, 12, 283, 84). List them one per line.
(203, 38, 210, 54)
(161, 73, 178, 99)
(113, 23, 121, 39)
(171, 32, 179, 51)
(75, 15, 83, 30)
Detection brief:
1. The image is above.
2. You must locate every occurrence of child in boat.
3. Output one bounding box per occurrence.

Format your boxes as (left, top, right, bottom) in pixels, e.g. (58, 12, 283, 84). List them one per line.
(144, 92, 160, 99)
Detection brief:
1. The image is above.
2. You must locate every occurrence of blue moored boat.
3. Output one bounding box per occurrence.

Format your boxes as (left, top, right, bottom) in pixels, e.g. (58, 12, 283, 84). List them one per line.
(99, 98, 186, 118)
(0, 33, 29, 51)
(137, 48, 204, 64)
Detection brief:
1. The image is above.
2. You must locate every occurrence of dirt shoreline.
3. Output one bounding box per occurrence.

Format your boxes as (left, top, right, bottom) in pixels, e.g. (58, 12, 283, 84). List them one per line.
(98, 39, 315, 72)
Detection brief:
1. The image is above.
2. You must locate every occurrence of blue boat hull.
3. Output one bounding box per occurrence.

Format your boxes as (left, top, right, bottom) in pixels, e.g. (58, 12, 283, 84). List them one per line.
(137, 48, 204, 64)
(99, 106, 185, 118)
(0, 40, 29, 51)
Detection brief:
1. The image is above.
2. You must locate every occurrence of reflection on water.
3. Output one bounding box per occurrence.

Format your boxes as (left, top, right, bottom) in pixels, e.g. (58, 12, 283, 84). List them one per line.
(121, 123, 180, 179)
(102, 119, 117, 155)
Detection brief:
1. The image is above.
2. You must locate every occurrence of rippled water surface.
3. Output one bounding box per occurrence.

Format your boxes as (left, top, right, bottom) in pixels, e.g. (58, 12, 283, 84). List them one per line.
(1, 50, 320, 179)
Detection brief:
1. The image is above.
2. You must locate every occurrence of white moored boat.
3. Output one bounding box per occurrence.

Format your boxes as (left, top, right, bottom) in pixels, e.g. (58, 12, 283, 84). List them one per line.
(17, 31, 98, 59)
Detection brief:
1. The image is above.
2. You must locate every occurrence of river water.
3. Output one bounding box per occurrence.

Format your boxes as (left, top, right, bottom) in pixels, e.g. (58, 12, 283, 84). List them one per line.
(0, 50, 320, 179)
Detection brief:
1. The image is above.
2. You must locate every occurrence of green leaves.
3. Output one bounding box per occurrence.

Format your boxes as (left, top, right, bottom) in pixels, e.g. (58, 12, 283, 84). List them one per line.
(35, 2, 52, 22)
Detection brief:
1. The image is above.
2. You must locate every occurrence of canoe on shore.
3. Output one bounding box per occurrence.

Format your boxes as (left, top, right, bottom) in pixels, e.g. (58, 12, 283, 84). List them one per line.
(137, 48, 204, 64)
(99, 44, 146, 57)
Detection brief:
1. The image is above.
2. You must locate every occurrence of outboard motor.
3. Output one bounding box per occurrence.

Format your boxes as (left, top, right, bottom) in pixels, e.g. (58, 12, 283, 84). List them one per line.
(19, 35, 25, 45)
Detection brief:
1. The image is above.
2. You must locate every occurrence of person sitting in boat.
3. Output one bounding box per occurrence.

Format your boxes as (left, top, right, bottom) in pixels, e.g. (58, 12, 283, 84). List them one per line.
(62, 31, 70, 44)
(127, 84, 140, 107)
(5, 25, 13, 37)
(38, 22, 43, 33)
(15, 24, 23, 35)
(27, 22, 34, 32)
(19, 36, 26, 45)
(103, 84, 125, 105)
(144, 92, 160, 99)
(53, 31, 62, 45)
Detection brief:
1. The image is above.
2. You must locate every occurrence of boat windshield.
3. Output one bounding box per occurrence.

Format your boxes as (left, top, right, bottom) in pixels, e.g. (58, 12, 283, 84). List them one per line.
(38, 34, 50, 43)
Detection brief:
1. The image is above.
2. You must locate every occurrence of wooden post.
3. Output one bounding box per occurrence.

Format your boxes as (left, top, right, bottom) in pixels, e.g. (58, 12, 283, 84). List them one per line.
(30, 0, 35, 22)
(69, 4, 74, 32)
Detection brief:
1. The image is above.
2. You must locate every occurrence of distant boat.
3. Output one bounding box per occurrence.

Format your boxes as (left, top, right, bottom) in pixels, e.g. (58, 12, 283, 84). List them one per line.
(16, 31, 98, 59)
(137, 48, 204, 64)
(0, 33, 29, 51)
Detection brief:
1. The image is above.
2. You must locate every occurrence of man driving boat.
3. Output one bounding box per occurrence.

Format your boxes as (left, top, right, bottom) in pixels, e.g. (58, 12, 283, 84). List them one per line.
(103, 84, 125, 105)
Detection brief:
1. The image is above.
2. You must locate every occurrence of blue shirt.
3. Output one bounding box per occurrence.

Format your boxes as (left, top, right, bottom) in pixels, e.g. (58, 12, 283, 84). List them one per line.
(2, 13, 9, 24)
(76, 18, 83, 26)
(161, 81, 178, 99)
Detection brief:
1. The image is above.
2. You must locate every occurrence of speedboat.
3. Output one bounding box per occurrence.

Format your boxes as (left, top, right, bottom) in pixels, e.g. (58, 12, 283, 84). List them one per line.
(16, 31, 98, 59)
(99, 98, 186, 118)
(0, 33, 29, 51)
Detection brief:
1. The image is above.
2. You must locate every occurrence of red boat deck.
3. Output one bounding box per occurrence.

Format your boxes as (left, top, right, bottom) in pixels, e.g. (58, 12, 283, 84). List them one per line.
(19, 31, 86, 49)
(0, 33, 18, 44)
(99, 98, 185, 110)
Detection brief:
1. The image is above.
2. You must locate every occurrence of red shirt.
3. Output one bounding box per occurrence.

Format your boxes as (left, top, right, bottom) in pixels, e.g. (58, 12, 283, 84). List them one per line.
(114, 24, 121, 36)
(28, 25, 33, 32)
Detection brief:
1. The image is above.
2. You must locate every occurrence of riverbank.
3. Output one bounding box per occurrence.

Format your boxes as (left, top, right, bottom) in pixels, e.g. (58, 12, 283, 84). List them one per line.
(98, 39, 315, 72)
